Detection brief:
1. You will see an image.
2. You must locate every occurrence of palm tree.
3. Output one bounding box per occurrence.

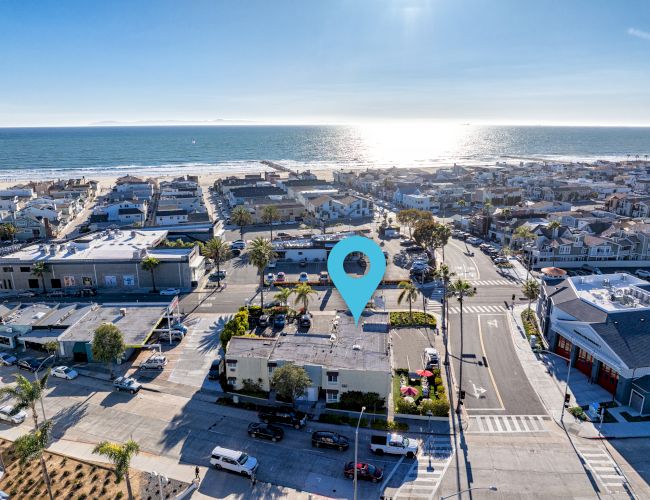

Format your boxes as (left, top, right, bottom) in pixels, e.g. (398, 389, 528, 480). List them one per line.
(274, 287, 292, 307)
(261, 205, 281, 241)
(231, 205, 253, 239)
(14, 421, 54, 500)
(0, 372, 53, 498)
(433, 264, 455, 366)
(397, 280, 420, 319)
(292, 283, 317, 313)
(141, 256, 160, 292)
(93, 439, 140, 500)
(31, 261, 49, 294)
(202, 237, 231, 286)
(513, 225, 536, 280)
(448, 279, 476, 414)
(249, 237, 277, 309)
(435, 224, 452, 262)
(522, 279, 540, 313)
(0, 222, 17, 243)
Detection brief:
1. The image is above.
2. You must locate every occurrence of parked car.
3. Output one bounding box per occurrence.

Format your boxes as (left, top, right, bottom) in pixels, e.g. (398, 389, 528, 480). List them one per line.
(636, 269, 650, 278)
(258, 406, 307, 429)
(299, 314, 312, 328)
(248, 422, 284, 442)
(76, 287, 97, 297)
(231, 248, 241, 257)
(209, 270, 227, 281)
(298, 272, 309, 283)
(171, 322, 188, 333)
(17, 357, 45, 372)
(258, 314, 270, 327)
(273, 314, 286, 328)
(343, 462, 383, 482)
(208, 359, 222, 380)
(47, 290, 65, 298)
(51, 366, 78, 380)
(166, 330, 184, 341)
(210, 446, 258, 478)
(0, 352, 17, 366)
(0, 404, 27, 424)
(17, 291, 36, 298)
(424, 347, 440, 369)
(230, 240, 246, 250)
(312, 431, 350, 451)
(160, 288, 180, 296)
(370, 433, 418, 457)
(141, 355, 167, 370)
(319, 271, 330, 284)
(113, 376, 142, 394)
(275, 272, 286, 283)
(299, 259, 307, 268)
(267, 261, 277, 269)
(266, 273, 275, 284)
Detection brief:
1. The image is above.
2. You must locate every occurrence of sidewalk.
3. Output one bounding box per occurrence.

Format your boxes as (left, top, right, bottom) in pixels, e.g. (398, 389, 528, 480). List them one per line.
(509, 305, 650, 439)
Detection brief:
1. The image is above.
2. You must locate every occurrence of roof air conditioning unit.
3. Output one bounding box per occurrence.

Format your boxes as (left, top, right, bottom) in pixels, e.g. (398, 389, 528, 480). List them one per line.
(120, 308, 126, 317)
(352, 344, 361, 351)
(329, 334, 337, 342)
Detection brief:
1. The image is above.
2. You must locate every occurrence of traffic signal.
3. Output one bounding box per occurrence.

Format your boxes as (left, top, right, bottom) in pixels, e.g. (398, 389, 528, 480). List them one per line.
(564, 393, 571, 408)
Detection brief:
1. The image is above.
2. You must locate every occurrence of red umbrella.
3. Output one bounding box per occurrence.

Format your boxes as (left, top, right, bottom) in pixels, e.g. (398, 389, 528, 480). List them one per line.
(416, 369, 433, 377)
(400, 386, 418, 397)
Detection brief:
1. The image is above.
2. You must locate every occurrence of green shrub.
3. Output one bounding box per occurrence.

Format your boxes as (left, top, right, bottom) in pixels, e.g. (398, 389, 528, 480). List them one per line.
(568, 406, 586, 421)
(337, 391, 386, 412)
(419, 397, 449, 416)
(395, 397, 419, 415)
(433, 377, 442, 387)
(370, 420, 409, 431)
(390, 311, 436, 328)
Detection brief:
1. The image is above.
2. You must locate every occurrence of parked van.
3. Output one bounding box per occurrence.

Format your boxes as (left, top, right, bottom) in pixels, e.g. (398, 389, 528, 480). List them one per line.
(210, 446, 259, 477)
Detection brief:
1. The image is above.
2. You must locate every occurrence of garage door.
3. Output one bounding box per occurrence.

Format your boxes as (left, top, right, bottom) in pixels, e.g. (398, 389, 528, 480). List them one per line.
(630, 390, 644, 414)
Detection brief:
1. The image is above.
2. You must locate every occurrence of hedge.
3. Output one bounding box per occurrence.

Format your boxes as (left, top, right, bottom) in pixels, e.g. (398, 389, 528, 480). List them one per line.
(521, 309, 540, 340)
(390, 311, 437, 328)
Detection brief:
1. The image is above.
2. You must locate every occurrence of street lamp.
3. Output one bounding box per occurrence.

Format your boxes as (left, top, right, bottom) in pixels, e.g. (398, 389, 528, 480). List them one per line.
(353, 406, 366, 500)
(440, 485, 497, 499)
(35, 354, 55, 423)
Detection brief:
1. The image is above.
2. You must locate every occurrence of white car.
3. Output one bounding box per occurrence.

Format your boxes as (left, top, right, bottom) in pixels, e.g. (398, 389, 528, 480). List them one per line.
(266, 273, 275, 284)
(210, 446, 259, 478)
(230, 240, 246, 250)
(0, 352, 17, 366)
(635, 269, 650, 278)
(160, 288, 180, 296)
(141, 354, 167, 370)
(298, 272, 309, 283)
(0, 404, 27, 424)
(51, 366, 78, 380)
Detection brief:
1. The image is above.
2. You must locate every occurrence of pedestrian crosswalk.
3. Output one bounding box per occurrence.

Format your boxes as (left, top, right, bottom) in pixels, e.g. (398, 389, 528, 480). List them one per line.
(470, 279, 517, 287)
(467, 415, 548, 434)
(575, 444, 630, 494)
(394, 436, 455, 499)
(425, 303, 509, 315)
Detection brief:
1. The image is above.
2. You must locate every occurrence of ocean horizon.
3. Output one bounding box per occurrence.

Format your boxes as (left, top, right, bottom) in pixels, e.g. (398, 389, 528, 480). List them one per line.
(1, 124, 649, 181)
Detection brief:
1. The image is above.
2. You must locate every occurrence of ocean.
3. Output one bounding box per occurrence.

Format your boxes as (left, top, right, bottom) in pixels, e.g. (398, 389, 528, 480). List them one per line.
(0, 124, 649, 181)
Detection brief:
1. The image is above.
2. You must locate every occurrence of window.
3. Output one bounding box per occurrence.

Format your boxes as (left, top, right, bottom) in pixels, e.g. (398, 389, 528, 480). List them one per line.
(63, 276, 75, 287)
(82, 277, 93, 286)
(227, 377, 237, 386)
(28, 278, 39, 289)
(559, 245, 571, 255)
(327, 372, 338, 384)
(123, 275, 135, 286)
(2, 267, 12, 272)
(20, 267, 31, 273)
(226, 359, 237, 372)
(104, 275, 117, 287)
(326, 390, 338, 403)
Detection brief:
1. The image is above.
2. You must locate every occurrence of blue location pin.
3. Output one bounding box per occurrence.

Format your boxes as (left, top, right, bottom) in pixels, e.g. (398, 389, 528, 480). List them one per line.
(327, 236, 386, 324)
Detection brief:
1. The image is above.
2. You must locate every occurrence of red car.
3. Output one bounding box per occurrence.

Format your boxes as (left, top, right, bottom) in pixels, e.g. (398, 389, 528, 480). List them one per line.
(343, 462, 383, 483)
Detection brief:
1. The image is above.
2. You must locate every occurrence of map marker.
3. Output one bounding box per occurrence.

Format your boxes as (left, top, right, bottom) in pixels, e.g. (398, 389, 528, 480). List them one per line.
(327, 236, 386, 324)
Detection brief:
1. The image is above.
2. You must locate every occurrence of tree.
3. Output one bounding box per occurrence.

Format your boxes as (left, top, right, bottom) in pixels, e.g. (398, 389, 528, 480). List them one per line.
(292, 283, 317, 313)
(141, 256, 160, 292)
(14, 421, 54, 500)
(435, 224, 452, 262)
(413, 220, 442, 266)
(522, 279, 541, 312)
(0, 373, 50, 430)
(0, 222, 17, 243)
(397, 281, 420, 319)
(261, 205, 281, 241)
(432, 264, 455, 366)
(271, 363, 311, 406)
(397, 209, 432, 239)
(231, 205, 253, 239)
(44, 340, 58, 360)
(91, 323, 126, 379)
(31, 261, 49, 294)
(93, 439, 140, 500)
(249, 237, 277, 309)
(274, 287, 292, 307)
(202, 237, 231, 286)
(448, 279, 476, 414)
(513, 226, 536, 281)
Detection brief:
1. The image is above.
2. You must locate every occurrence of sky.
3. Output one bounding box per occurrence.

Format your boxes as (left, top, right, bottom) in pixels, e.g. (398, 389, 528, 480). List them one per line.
(1, 0, 650, 127)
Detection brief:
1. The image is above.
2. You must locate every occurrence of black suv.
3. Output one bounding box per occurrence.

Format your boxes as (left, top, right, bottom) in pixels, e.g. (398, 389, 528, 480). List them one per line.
(207, 359, 221, 380)
(258, 406, 307, 429)
(312, 431, 350, 451)
(248, 422, 284, 442)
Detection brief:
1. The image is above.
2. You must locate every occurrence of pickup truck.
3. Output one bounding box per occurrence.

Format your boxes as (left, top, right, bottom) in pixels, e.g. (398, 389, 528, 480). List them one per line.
(370, 433, 418, 458)
(113, 376, 142, 394)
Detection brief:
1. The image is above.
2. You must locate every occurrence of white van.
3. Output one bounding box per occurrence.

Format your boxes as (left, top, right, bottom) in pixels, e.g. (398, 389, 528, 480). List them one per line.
(141, 355, 167, 370)
(210, 446, 259, 477)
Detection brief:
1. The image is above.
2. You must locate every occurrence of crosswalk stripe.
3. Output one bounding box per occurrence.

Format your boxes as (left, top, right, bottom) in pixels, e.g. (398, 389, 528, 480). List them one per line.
(468, 415, 548, 434)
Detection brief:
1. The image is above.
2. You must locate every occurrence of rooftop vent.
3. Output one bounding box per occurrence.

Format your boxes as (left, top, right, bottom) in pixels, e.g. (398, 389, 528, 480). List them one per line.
(120, 308, 126, 317)
(352, 344, 361, 351)
(329, 334, 337, 342)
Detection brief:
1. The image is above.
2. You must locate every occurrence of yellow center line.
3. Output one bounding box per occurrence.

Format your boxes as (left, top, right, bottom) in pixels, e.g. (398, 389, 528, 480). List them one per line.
(477, 314, 505, 410)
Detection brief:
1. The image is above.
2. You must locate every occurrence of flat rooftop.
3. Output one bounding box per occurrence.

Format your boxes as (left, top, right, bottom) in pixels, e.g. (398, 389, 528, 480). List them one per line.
(1, 229, 192, 263)
(228, 311, 390, 372)
(570, 273, 650, 313)
(0, 303, 92, 328)
(60, 303, 168, 346)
